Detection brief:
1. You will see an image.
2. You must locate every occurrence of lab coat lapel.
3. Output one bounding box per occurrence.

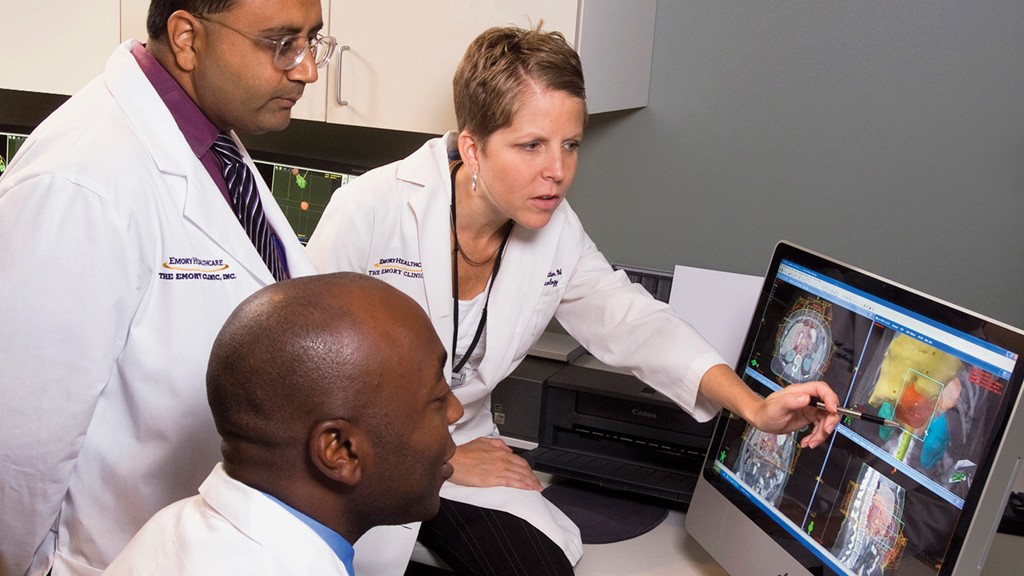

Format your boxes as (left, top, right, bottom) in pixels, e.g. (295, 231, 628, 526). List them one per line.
(402, 139, 456, 369)
(221, 133, 315, 280)
(105, 42, 276, 285)
(179, 132, 277, 284)
(483, 208, 567, 380)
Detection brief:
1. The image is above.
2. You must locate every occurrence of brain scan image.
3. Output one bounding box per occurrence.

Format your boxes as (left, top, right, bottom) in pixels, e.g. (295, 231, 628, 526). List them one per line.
(772, 298, 835, 384)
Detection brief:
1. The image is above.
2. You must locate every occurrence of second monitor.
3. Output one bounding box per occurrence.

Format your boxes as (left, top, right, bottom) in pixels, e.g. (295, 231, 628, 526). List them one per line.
(251, 152, 366, 245)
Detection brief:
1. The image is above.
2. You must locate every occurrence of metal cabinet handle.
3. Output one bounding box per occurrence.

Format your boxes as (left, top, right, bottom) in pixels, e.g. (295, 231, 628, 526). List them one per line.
(336, 45, 351, 106)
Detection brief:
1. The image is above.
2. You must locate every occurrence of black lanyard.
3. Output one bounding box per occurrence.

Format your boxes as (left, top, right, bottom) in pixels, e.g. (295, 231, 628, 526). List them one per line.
(450, 161, 511, 379)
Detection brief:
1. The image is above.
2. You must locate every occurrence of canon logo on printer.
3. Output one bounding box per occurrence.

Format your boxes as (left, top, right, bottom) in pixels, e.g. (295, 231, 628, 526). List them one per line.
(631, 408, 657, 420)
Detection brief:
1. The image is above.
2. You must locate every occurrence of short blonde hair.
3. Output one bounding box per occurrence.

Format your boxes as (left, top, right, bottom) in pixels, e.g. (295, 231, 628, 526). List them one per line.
(453, 24, 587, 142)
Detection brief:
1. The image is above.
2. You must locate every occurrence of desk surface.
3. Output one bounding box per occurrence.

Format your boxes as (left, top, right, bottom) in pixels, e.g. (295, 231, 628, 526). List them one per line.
(571, 470, 1024, 576)
(573, 508, 1022, 576)
(414, 503, 1021, 575)
(412, 456, 1024, 576)
(573, 507, 725, 576)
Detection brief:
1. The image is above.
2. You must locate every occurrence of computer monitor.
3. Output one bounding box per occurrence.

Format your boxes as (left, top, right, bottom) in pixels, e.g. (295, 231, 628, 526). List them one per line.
(0, 129, 30, 176)
(687, 241, 1024, 575)
(250, 151, 367, 245)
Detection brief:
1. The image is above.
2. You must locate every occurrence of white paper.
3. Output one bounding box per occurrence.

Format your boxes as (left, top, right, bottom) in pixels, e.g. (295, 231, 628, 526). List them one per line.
(669, 265, 764, 368)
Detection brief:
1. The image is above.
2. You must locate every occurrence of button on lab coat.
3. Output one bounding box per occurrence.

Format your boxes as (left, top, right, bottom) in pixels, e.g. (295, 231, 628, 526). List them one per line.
(0, 40, 313, 576)
(307, 133, 727, 575)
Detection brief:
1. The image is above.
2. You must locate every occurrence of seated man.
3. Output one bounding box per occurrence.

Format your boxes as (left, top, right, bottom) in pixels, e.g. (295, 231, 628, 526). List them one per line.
(104, 272, 464, 576)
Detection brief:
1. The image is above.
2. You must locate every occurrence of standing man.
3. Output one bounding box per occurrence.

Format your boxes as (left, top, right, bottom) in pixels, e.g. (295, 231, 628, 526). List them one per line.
(0, 1, 334, 575)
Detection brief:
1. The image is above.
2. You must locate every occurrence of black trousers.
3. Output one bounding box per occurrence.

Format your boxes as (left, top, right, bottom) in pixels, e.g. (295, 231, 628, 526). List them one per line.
(418, 498, 575, 576)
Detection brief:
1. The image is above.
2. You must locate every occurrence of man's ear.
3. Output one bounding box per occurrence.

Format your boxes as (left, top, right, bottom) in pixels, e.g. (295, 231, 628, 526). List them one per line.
(165, 10, 200, 72)
(310, 419, 363, 488)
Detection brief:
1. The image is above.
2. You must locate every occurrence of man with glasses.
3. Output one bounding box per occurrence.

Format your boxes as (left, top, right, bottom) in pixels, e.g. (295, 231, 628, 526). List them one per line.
(0, 2, 335, 575)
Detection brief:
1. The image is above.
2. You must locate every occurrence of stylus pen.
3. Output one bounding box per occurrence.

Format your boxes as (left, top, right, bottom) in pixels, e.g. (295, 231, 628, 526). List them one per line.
(814, 401, 902, 428)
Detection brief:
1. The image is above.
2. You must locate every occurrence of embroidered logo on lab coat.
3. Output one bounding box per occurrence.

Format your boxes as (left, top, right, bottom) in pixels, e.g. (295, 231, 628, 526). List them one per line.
(544, 268, 562, 287)
(370, 257, 424, 279)
(159, 256, 237, 281)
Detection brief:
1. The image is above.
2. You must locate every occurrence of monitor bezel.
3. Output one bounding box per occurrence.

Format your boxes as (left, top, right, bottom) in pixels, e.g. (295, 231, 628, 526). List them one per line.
(246, 148, 370, 183)
(0, 123, 34, 136)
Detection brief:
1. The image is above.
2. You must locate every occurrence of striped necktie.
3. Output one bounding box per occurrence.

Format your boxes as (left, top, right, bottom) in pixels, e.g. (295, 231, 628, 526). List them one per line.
(211, 133, 287, 281)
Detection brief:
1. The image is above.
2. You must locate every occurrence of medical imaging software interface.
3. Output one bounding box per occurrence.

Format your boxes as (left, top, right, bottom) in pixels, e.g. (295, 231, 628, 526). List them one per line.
(709, 259, 1018, 575)
(255, 160, 359, 245)
(0, 131, 28, 176)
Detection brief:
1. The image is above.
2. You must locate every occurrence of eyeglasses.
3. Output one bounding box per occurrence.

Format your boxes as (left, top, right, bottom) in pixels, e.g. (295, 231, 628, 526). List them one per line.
(193, 13, 337, 71)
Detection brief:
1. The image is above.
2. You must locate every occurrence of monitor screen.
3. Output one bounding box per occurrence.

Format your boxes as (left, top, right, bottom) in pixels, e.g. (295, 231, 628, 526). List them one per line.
(0, 130, 29, 176)
(251, 152, 366, 245)
(687, 241, 1024, 576)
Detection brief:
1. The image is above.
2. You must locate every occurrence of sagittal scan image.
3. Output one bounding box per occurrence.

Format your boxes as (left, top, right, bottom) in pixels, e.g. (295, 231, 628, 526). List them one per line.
(832, 463, 907, 575)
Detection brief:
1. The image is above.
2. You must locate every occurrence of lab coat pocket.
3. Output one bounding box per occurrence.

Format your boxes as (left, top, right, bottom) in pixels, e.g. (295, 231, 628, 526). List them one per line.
(524, 280, 567, 351)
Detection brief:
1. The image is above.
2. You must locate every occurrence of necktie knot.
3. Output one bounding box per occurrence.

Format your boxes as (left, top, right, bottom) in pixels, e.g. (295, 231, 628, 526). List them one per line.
(212, 132, 245, 168)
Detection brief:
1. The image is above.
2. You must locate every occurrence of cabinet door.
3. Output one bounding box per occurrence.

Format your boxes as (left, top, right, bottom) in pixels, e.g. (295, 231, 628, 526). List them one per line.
(289, 0, 332, 122)
(121, 0, 148, 44)
(326, 1, 577, 135)
(1, 0, 120, 95)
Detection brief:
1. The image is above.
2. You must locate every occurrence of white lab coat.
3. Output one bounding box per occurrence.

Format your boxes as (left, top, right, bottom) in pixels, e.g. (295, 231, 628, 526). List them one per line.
(306, 133, 727, 575)
(102, 463, 351, 576)
(0, 41, 314, 576)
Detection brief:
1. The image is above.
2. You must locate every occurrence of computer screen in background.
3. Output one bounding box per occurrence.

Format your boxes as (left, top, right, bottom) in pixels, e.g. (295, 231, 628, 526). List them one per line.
(687, 241, 1024, 576)
(251, 153, 366, 245)
(0, 130, 30, 176)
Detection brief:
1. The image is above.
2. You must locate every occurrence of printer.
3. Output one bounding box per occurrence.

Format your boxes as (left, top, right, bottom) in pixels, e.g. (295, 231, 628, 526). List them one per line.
(522, 361, 714, 505)
(490, 264, 748, 506)
(491, 351, 716, 505)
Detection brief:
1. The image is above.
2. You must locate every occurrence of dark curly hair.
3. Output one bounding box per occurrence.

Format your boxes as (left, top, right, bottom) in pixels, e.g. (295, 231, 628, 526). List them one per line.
(146, 0, 237, 40)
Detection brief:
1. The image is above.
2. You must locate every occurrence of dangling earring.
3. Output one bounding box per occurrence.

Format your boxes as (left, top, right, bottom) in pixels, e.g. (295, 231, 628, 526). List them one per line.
(471, 172, 478, 192)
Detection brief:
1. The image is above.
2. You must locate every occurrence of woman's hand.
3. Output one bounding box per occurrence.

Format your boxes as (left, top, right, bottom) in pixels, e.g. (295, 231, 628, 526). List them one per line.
(752, 381, 841, 449)
(448, 437, 543, 491)
(698, 364, 841, 449)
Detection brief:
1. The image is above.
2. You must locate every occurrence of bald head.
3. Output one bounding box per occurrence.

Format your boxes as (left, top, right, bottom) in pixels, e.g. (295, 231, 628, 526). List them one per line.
(208, 272, 431, 466)
(206, 272, 461, 539)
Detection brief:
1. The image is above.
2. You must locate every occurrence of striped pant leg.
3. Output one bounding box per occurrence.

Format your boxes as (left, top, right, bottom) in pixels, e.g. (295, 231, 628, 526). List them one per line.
(417, 498, 575, 576)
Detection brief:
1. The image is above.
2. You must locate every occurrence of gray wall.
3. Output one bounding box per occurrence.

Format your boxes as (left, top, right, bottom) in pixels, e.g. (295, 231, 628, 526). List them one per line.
(569, 1, 1024, 328)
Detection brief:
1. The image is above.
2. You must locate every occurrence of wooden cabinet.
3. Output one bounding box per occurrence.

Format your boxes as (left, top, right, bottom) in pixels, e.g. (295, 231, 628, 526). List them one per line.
(322, 0, 657, 134)
(1, 0, 121, 96)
